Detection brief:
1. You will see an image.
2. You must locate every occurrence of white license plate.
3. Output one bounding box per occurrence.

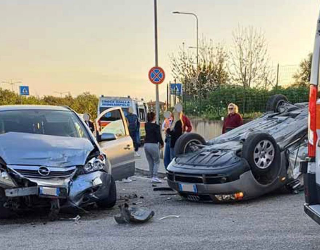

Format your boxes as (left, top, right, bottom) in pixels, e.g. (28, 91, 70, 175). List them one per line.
(39, 187, 60, 197)
(179, 183, 197, 193)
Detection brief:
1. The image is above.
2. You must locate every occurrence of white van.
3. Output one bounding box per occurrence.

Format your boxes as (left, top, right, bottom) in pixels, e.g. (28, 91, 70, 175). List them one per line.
(97, 96, 148, 141)
(304, 9, 320, 225)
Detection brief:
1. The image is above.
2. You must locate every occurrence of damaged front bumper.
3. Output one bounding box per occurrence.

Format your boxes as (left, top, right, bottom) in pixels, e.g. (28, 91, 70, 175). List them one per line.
(2, 169, 112, 208)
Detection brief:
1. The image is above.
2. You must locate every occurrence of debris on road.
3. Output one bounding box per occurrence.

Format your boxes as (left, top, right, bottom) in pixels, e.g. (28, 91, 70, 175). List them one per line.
(132, 202, 143, 205)
(119, 193, 138, 200)
(153, 187, 174, 192)
(114, 203, 155, 224)
(159, 215, 180, 221)
(60, 215, 81, 222)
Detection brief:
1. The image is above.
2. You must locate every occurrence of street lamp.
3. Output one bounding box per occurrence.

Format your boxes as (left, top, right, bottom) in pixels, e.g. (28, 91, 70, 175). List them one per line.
(173, 11, 201, 113)
(172, 11, 199, 70)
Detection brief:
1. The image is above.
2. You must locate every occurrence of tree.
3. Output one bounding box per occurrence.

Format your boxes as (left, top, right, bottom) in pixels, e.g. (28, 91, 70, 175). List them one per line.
(293, 53, 312, 87)
(229, 26, 275, 89)
(170, 37, 229, 97)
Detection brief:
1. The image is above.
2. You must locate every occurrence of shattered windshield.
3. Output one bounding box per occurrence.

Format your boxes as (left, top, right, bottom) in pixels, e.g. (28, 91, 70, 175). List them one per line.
(0, 110, 90, 139)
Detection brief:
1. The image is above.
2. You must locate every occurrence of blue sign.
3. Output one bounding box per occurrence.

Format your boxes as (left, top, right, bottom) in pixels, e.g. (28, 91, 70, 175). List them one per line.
(170, 83, 182, 96)
(19, 86, 29, 96)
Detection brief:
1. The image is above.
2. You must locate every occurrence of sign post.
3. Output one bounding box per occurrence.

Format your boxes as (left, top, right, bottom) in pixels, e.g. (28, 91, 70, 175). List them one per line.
(19, 86, 29, 105)
(154, 0, 160, 124)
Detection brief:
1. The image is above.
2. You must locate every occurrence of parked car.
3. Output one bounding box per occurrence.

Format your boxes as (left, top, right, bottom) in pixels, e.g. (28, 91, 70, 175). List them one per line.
(0, 105, 134, 218)
(167, 95, 308, 202)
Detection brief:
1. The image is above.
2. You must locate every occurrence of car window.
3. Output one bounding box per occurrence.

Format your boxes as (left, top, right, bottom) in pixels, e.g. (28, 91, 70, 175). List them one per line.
(0, 110, 90, 139)
(100, 109, 126, 137)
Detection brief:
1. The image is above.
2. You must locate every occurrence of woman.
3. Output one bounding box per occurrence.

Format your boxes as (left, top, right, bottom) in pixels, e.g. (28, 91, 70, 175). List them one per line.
(222, 103, 243, 134)
(144, 112, 164, 183)
(162, 111, 173, 170)
(166, 111, 183, 160)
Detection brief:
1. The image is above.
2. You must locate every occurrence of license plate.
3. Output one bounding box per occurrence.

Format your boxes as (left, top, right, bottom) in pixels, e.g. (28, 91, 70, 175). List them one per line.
(179, 183, 197, 193)
(39, 187, 60, 197)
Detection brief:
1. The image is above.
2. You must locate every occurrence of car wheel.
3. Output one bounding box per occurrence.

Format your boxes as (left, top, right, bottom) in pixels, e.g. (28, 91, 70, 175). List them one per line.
(174, 133, 206, 156)
(96, 176, 117, 209)
(242, 133, 280, 179)
(266, 94, 288, 113)
(0, 188, 13, 219)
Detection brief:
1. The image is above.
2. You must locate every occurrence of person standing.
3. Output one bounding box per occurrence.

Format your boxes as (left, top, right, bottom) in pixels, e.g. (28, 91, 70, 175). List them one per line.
(174, 103, 192, 133)
(83, 113, 95, 133)
(144, 112, 164, 183)
(222, 103, 243, 134)
(162, 111, 173, 170)
(166, 110, 183, 161)
(126, 107, 140, 157)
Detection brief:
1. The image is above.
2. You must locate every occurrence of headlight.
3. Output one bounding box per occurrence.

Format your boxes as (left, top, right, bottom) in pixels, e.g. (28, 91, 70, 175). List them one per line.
(83, 154, 106, 173)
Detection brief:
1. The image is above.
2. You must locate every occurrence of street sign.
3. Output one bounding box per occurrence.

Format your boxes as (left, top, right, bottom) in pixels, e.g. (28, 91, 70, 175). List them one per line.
(149, 66, 165, 84)
(19, 86, 29, 96)
(170, 83, 182, 96)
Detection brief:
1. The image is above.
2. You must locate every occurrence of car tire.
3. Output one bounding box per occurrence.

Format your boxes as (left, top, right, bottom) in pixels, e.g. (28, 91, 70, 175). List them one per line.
(0, 188, 13, 219)
(96, 176, 117, 209)
(242, 133, 280, 178)
(174, 133, 206, 156)
(266, 94, 288, 113)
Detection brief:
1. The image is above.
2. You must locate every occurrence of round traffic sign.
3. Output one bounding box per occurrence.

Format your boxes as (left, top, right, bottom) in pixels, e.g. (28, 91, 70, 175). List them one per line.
(148, 67, 165, 84)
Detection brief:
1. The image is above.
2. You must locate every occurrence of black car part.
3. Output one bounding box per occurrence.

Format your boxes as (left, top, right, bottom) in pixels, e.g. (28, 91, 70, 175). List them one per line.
(174, 133, 206, 156)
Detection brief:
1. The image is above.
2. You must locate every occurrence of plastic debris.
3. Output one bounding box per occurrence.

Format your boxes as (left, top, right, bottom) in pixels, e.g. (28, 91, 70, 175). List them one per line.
(159, 215, 180, 221)
(153, 187, 174, 192)
(59, 215, 81, 222)
(114, 203, 155, 224)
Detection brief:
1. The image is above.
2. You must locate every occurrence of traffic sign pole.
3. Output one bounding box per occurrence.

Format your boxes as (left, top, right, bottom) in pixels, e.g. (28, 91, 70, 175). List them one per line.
(154, 0, 160, 124)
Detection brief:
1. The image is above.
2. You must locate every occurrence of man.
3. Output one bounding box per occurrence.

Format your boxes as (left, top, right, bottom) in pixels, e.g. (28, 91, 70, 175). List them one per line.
(126, 107, 140, 157)
(83, 113, 95, 133)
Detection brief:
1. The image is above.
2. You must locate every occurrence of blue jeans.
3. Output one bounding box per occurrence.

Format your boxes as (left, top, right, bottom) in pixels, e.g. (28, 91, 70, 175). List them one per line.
(164, 136, 171, 170)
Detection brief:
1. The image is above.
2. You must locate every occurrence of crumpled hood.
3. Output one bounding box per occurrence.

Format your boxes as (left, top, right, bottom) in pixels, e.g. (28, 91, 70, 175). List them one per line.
(0, 132, 94, 167)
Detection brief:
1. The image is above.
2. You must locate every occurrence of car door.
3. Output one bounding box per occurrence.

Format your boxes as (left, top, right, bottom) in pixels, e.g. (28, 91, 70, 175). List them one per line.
(96, 107, 135, 181)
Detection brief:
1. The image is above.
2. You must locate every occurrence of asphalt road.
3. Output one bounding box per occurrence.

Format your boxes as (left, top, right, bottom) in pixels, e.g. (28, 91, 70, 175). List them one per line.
(0, 176, 319, 250)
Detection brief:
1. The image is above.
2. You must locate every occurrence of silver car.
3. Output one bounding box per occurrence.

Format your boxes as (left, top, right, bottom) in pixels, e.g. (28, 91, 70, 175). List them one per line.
(0, 105, 134, 218)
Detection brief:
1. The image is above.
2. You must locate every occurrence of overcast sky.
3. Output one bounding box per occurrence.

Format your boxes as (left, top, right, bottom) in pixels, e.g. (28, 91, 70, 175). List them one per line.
(0, 0, 319, 100)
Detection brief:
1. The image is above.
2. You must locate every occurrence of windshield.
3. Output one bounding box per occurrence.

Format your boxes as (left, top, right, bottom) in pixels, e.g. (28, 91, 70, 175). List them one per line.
(100, 107, 129, 117)
(0, 110, 90, 139)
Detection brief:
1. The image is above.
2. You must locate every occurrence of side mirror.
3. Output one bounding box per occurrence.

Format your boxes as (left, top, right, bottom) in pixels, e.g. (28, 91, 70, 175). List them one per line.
(97, 133, 117, 142)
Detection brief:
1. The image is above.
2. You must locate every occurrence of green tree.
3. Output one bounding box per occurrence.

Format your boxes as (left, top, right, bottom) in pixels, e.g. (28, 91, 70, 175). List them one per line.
(293, 53, 312, 87)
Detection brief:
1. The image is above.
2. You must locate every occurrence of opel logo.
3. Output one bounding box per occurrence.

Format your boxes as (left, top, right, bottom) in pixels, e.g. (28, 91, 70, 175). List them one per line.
(38, 166, 50, 176)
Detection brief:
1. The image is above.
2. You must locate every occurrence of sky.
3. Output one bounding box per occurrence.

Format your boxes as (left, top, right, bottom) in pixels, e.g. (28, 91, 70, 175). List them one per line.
(0, 0, 319, 101)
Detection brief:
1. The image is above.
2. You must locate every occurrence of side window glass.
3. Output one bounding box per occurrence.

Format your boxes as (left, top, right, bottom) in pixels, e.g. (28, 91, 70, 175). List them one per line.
(139, 108, 145, 121)
(100, 110, 125, 137)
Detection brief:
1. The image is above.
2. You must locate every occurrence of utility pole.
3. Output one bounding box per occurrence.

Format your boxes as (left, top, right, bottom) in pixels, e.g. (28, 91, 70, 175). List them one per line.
(2, 80, 21, 92)
(154, 0, 160, 124)
(276, 63, 280, 89)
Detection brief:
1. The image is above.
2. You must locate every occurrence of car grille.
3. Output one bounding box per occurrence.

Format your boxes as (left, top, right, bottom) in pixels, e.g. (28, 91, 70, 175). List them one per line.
(9, 165, 77, 179)
(167, 171, 229, 184)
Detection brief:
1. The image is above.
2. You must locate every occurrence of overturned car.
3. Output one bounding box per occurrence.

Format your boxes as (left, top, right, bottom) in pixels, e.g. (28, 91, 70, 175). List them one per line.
(0, 105, 134, 218)
(167, 95, 308, 202)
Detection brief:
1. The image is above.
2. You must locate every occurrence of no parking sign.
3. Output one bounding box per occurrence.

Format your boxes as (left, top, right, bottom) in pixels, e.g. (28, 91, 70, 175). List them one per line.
(148, 67, 165, 84)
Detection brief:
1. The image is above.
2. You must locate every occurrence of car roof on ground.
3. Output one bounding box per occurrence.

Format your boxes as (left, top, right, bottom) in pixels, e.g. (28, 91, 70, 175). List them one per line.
(0, 105, 70, 112)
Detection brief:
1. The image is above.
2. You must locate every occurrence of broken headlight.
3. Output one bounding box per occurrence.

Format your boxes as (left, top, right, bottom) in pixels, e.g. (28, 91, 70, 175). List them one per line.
(83, 154, 106, 173)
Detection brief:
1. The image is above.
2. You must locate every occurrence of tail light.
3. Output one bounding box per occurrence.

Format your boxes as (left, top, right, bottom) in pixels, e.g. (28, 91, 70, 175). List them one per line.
(308, 84, 318, 158)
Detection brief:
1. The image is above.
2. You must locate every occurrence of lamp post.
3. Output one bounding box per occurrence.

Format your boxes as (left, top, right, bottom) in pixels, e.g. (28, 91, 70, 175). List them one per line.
(173, 11, 201, 114)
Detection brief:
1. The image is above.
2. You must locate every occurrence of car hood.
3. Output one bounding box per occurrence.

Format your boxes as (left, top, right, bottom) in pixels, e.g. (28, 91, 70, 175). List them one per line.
(0, 132, 94, 167)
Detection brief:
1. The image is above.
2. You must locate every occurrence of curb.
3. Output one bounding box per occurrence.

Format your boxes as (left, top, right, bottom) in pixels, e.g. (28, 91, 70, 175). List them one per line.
(135, 167, 167, 178)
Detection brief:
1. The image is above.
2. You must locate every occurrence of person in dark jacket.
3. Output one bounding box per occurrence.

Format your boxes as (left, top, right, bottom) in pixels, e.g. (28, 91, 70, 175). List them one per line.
(222, 103, 243, 134)
(144, 112, 164, 183)
(126, 107, 140, 157)
(166, 111, 183, 160)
